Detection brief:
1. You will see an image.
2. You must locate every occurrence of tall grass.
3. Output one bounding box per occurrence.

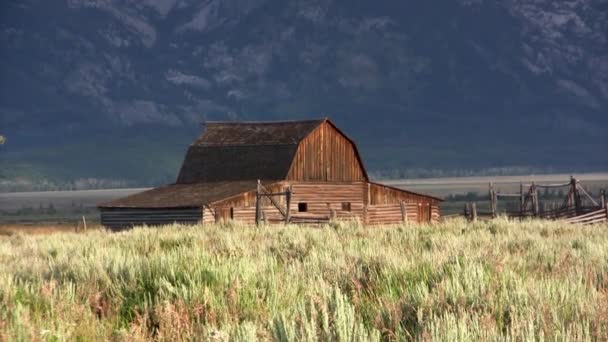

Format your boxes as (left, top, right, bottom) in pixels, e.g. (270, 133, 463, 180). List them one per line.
(1, 218, 607, 341)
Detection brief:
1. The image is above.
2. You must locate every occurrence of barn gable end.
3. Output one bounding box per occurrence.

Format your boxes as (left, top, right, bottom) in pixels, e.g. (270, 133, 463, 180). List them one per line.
(287, 120, 368, 182)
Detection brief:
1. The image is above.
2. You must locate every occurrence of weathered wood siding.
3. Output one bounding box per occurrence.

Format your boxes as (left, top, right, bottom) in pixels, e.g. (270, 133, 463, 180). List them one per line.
(289, 182, 365, 219)
(369, 183, 440, 206)
(101, 207, 201, 230)
(287, 122, 367, 182)
(205, 181, 440, 225)
(366, 203, 419, 225)
(211, 183, 287, 208)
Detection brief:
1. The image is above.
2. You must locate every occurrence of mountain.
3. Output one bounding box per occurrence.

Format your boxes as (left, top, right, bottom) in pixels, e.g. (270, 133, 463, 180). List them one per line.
(1, 0, 607, 187)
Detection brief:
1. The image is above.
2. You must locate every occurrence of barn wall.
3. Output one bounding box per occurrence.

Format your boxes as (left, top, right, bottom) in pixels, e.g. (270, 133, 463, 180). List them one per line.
(366, 203, 420, 225)
(212, 182, 287, 208)
(367, 183, 440, 223)
(101, 207, 201, 230)
(287, 122, 367, 182)
(288, 182, 365, 219)
(368, 183, 440, 206)
(206, 181, 440, 225)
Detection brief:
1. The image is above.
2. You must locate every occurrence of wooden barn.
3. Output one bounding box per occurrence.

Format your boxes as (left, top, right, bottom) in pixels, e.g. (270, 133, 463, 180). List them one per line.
(99, 119, 442, 229)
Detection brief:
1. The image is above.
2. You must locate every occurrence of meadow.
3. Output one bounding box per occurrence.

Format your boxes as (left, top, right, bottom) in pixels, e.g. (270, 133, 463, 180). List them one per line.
(0, 219, 607, 341)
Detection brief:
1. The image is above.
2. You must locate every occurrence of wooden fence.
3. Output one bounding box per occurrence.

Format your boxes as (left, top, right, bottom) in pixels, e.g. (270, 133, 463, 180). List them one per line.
(564, 205, 608, 225)
(464, 202, 608, 225)
(462, 178, 607, 226)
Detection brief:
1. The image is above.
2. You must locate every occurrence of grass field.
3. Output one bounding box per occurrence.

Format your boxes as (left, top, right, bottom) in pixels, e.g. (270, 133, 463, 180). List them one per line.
(1, 219, 607, 341)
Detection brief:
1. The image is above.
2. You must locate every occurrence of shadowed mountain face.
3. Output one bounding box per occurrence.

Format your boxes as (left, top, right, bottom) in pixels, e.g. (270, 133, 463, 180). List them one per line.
(1, 0, 607, 184)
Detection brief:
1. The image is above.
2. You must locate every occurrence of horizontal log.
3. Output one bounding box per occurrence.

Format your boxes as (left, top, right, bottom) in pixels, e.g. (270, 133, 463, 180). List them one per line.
(567, 214, 607, 224)
(564, 208, 606, 220)
(581, 217, 607, 225)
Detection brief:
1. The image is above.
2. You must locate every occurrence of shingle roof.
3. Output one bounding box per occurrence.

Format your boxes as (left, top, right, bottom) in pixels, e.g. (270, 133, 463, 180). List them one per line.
(98, 181, 274, 208)
(176, 119, 325, 184)
(193, 119, 324, 146)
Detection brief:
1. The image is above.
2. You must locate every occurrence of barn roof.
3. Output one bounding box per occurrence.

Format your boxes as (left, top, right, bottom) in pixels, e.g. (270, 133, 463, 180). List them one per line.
(177, 119, 325, 183)
(98, 181, 274, 208)
(194, 119, 324, 146)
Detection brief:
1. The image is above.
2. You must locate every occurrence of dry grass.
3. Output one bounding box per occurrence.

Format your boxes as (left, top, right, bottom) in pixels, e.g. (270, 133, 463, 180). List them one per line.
(0, 224, 102, 236)
(0, 218, 607, 341)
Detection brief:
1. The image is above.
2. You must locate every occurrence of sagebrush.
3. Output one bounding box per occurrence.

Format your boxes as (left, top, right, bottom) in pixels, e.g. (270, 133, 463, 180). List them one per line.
(0, 218, 607, 341)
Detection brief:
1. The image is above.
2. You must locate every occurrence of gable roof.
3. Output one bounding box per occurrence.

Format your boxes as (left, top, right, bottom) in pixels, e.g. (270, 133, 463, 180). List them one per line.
(177, 119, 325, 183)
(194, 119, 324, 146)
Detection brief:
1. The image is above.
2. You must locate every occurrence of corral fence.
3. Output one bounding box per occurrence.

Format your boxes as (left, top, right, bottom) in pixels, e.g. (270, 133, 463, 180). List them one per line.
(464, 177, 607, 225)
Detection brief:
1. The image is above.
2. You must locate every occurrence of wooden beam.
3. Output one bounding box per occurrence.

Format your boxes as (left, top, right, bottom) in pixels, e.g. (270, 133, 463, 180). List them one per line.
(400, 201, 407, 223)
(258, 183, 287, 217)
(285, 185, 292, 224)
(572, 177, 582, 215)
(520, 183, 524, 215)
(255, 180, 261, 226)
(532, 182, 539, 217)
(472, 203, 477, 222)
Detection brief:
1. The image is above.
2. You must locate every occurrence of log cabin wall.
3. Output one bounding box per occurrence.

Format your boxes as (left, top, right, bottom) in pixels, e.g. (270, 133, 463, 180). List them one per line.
(368, 183, 440, 223)
(101, 207, 202, 230)
(205, 181, 440, 224)
(206, 182, 287, 224)
(288, 182, 366, 219)
(369, 183, 439, 206)
(366, 203, 420, 225)
(287, 122, 367, 182)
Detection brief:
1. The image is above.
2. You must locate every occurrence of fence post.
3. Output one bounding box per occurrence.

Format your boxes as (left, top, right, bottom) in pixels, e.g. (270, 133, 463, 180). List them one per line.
(519, 183, 524, 216)
(255, 180, 261, 226)
(600, 189, 606, 209)
(400, 201, 407, 223)
(532, 182, 539, 217)
(464, 203, 469, 220)
(572, 176, 582, 215)
(472, 203, 478, 222)
(489, 183, 495, 218)
(285, 186, 292, 224)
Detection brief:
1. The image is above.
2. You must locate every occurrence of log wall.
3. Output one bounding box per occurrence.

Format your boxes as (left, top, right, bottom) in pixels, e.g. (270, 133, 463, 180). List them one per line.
(205, 181, 440, 225)
(369, 182, 441, 206)
(101, 207, 202, 230)
(289, 182, 365, 219)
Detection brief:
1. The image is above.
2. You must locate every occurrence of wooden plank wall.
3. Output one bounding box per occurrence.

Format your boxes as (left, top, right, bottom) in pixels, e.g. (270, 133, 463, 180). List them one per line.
(233, 206, 283, 224)
(213, 183, 287, 208)
(289, 182, 365, 218)
(202, 207, 215, 225)
(287, 122, 366, 182)
(366, 203, 418, 225)
(207, 181, 440, 225)
(101, 208, 202, 230)
(431, 205, 440, 222)
(369, 182, 440, 206)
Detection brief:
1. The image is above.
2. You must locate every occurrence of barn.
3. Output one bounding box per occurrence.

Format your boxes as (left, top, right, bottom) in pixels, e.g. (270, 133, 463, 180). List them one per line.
(98, 119, 442, 229)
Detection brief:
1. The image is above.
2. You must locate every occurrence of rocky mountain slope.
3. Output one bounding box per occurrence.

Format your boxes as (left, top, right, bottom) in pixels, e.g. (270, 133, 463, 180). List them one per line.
(1, 0, 606, 183)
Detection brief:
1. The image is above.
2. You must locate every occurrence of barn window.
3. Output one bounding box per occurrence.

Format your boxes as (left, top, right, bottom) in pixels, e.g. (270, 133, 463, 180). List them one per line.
(298, 203, 308, 212)
(341, 202, 351, 212)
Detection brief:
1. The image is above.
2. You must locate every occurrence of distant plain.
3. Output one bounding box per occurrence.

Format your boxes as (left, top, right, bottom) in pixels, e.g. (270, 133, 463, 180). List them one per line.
(1, 173, 607, 223)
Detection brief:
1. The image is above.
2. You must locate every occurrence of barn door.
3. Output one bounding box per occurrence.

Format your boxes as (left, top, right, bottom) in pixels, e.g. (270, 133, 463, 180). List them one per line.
(215, 207, 232, 222)
(418, 203, 430, 223)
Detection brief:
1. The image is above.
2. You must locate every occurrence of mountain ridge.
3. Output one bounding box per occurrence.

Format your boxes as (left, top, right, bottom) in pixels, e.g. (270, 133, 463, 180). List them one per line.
(1, 0, 606, 185)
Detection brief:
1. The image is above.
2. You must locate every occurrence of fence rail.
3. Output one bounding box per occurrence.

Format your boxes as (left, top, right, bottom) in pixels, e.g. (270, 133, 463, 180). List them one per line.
(462, 178, 607, 226)
(564, 206, 608, 225)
